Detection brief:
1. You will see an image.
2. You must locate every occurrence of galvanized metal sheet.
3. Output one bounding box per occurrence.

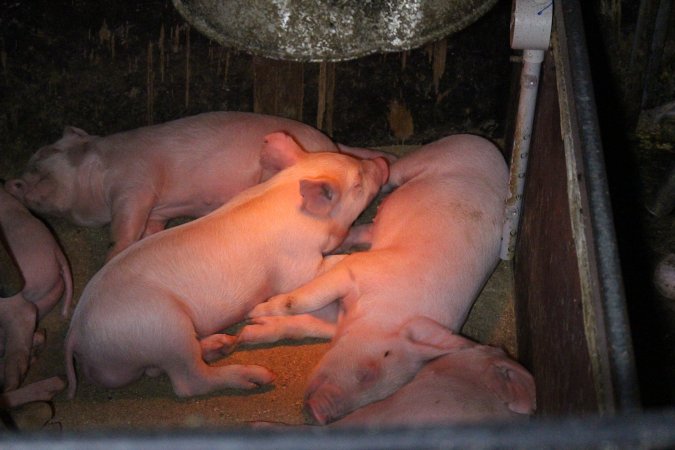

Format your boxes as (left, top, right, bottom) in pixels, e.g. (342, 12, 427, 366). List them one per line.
(172, 0, 498, 61)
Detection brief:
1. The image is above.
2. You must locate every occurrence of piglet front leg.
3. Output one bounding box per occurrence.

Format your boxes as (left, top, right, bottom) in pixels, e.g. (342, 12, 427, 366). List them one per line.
(107, 191, 157, 260)
(247, 263, 354, 319)
(238, 303, 339, 346)
(240, 256, 350, 343)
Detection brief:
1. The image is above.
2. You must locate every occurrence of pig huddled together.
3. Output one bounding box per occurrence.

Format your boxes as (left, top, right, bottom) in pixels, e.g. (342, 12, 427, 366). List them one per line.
(64, 131, 388, 398)
(1, 111, 535, 427)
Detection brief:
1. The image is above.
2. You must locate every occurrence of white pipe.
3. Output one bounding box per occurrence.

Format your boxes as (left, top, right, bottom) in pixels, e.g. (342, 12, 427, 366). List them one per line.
(500, 0, 552, 260)
(500, 49, 545, 260)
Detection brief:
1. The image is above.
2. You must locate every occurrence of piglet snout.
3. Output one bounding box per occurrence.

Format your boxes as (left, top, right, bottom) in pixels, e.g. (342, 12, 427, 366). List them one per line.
(304, 394, 333, 425)
(304, 378, 344, 425)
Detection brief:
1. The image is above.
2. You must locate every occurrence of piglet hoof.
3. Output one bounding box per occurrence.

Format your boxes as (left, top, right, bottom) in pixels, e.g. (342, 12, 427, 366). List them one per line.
(200, 333, 237, 362)
(236, 317, 280, 346)
(246, 295, 293, 318)
(228, 365, 276, 390)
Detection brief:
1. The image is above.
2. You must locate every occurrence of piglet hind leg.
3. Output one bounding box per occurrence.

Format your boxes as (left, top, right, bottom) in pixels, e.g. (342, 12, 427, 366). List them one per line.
(167, 338, 276, 397)
(77, 334, 275, 398)
(164, 318, 276, 395)
(159, 321, 275, 397)
(0, 295, 38, 391)
(69, 298, 275, 398)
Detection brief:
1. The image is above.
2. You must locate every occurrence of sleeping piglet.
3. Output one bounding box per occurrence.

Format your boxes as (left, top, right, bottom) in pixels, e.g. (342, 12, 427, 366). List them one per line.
(331, 324, 535, 426)
(252, 327, 535, 427)
(65, 132, 388, 398)
(246, 134, 509, 424)
(0, 186, 72, 392)
(5, 111, 393, 260)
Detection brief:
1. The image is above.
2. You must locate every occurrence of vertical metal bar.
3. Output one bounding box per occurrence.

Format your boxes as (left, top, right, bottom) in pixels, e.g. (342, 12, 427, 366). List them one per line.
(560, 0, 641, 412)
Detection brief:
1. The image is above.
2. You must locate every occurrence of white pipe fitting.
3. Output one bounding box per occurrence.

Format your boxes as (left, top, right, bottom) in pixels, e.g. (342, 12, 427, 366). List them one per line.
(510, 0, 553, 50)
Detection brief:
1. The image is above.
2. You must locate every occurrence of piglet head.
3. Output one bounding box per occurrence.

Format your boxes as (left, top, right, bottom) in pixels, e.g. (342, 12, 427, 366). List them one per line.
(300, 156, 387, 248)
(261, 131, 388, 252)
(304, 316, 469, 424)
(5, 127, 92, 217)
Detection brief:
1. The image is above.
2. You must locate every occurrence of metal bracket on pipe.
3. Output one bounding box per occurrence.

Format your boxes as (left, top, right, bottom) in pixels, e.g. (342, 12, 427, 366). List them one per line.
(500, 0, 553, 260)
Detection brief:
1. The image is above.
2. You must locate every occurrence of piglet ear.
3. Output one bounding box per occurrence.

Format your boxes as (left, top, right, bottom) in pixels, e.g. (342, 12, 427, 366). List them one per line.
(486, 357, 537, 415)
(299, 178, 339, 217)
(59, 126, 92, 150)
(63, 126, 89, 138)
(260, 131, 307, 174)
(400, 316, 473, 362)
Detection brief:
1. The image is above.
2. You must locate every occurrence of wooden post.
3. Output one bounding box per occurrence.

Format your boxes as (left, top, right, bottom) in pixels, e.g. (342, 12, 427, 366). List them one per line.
(317, 61, 335, 136)
(253, 57, 304, 121)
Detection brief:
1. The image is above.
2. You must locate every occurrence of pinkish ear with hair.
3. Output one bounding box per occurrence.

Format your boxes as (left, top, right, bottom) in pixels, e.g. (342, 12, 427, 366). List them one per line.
(58, 126, 94, 150)
(299, 178, 339, 217)
(485, 356, 537, 415)
(260, 131, 307, 174)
